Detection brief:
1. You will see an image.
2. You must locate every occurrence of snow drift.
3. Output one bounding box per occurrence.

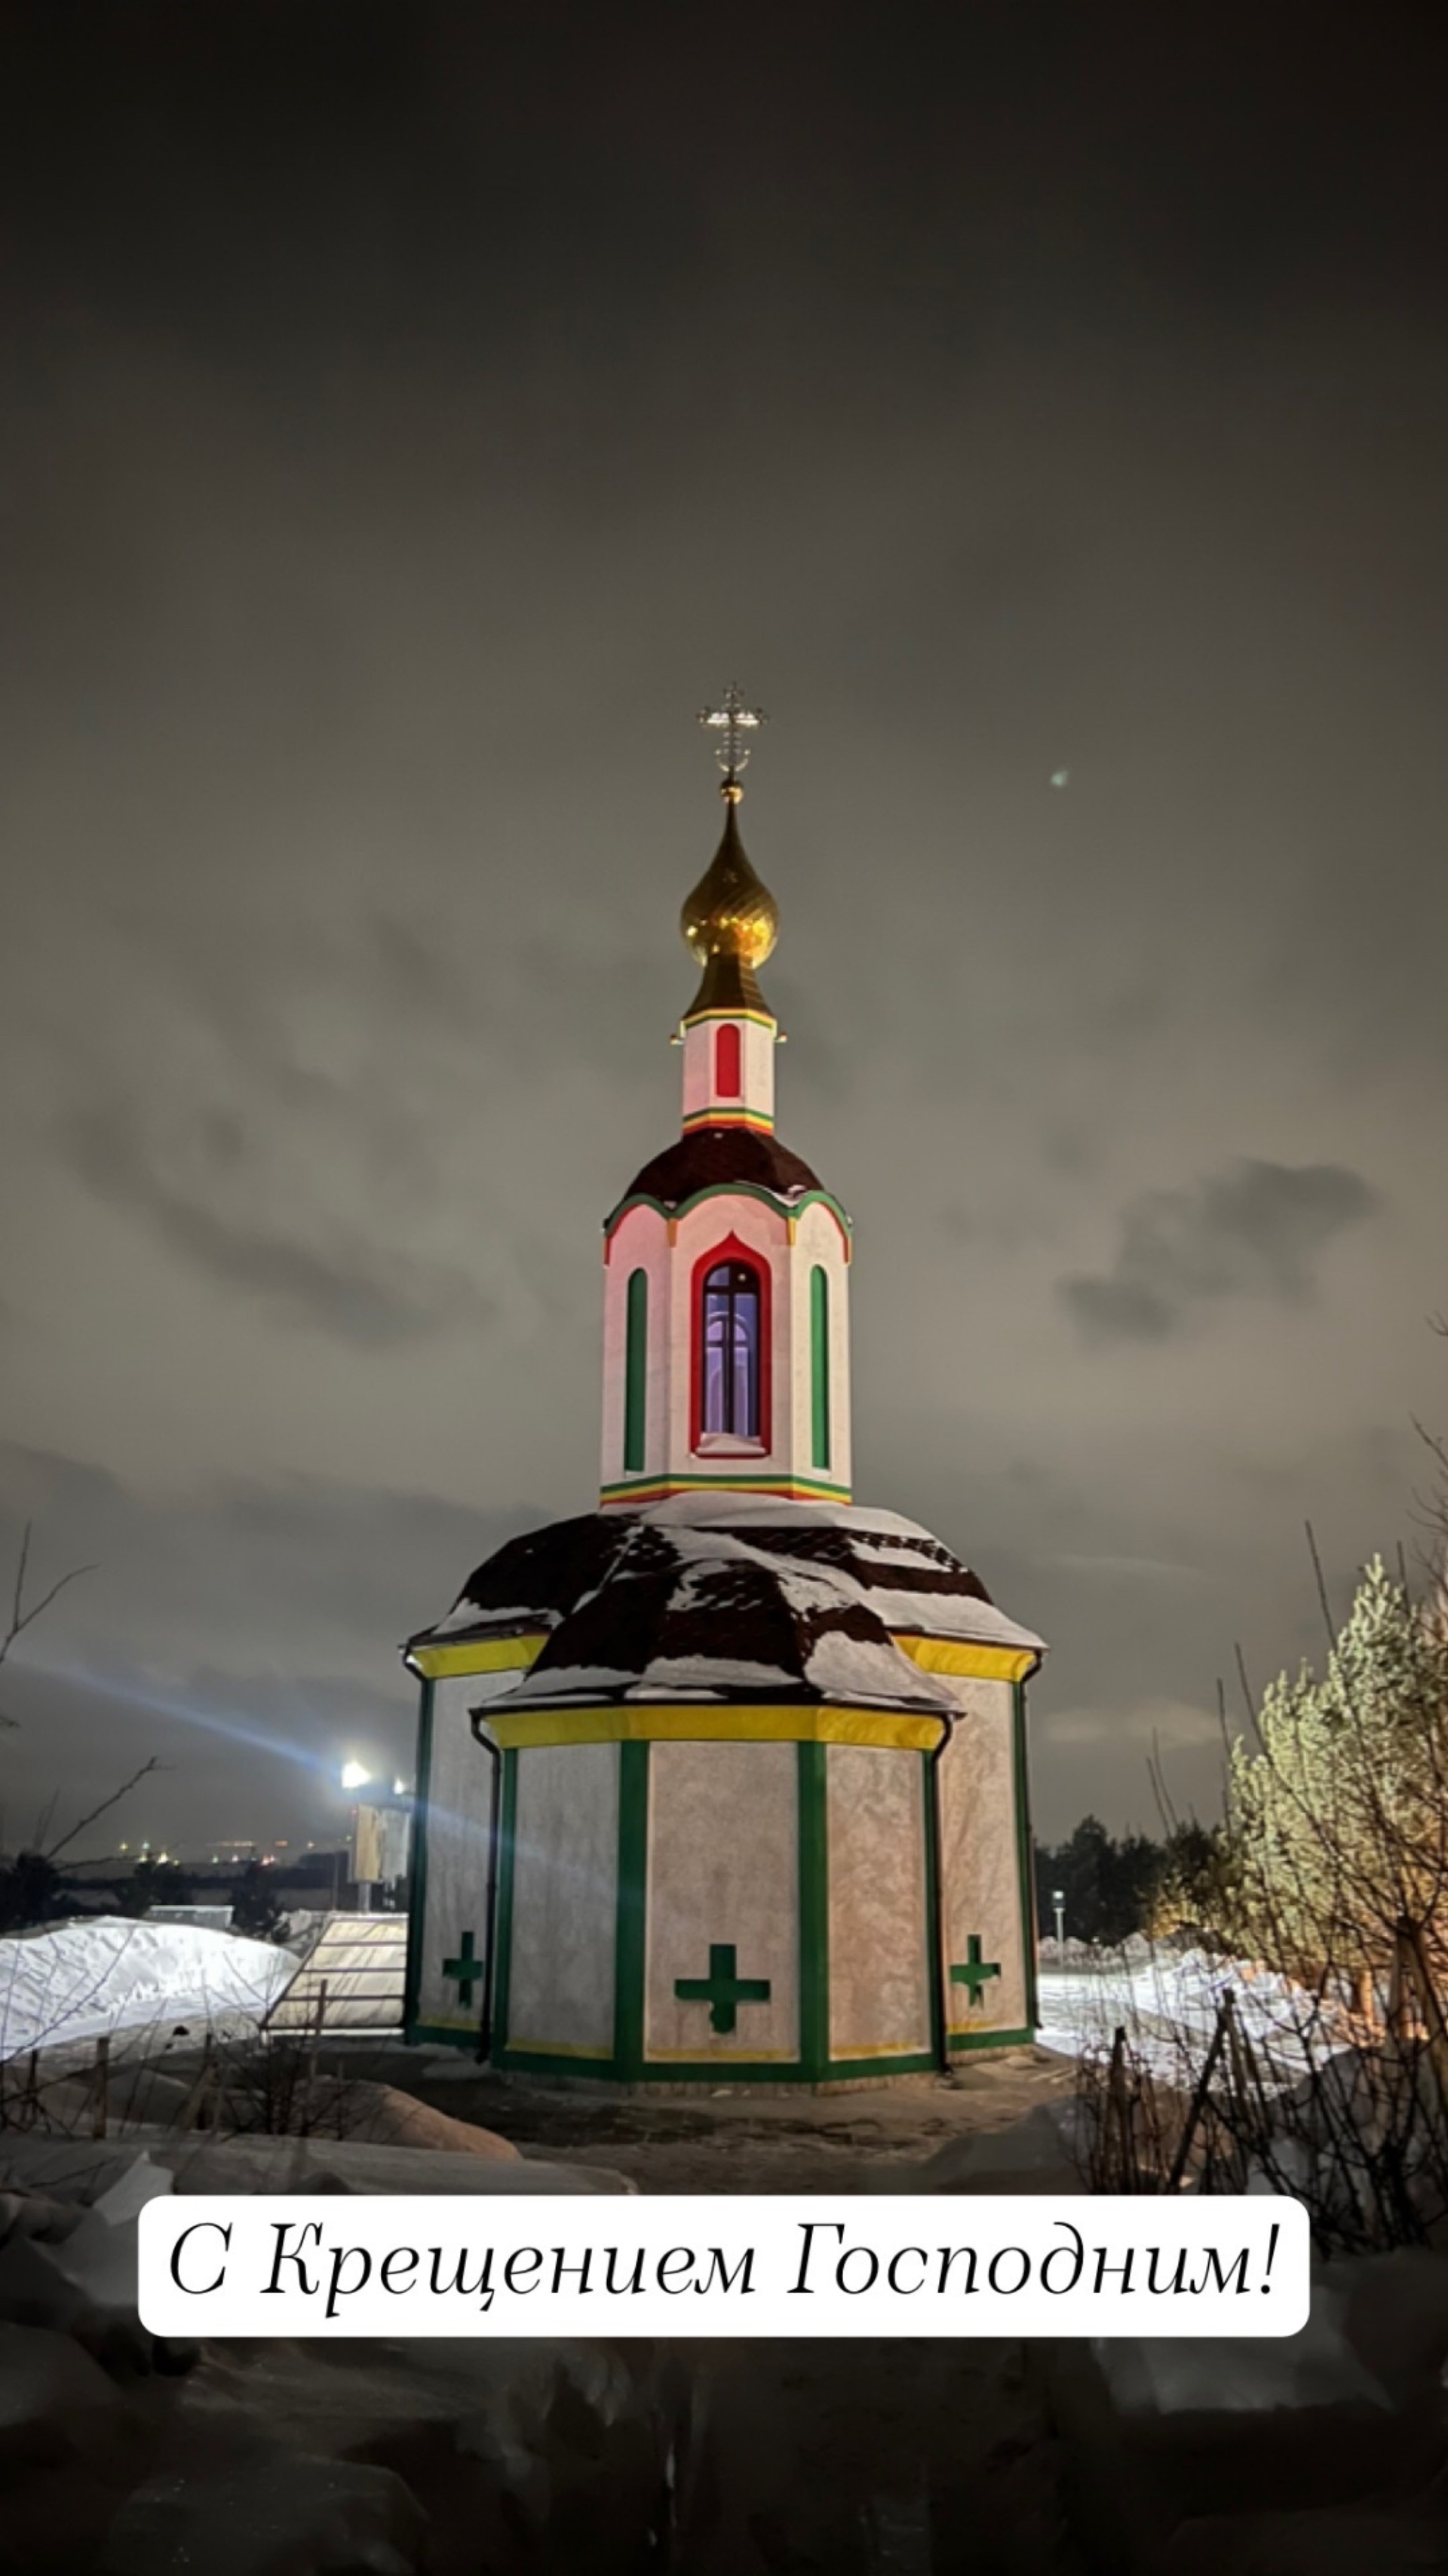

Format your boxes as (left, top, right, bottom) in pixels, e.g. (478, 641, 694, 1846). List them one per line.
(0, 1915, 299, 2062)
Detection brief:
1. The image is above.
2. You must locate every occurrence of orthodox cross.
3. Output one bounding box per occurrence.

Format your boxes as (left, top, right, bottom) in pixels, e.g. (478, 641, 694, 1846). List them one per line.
(442, 1928, 484, 2007)
(698, 683, 767, 788)
(949, 1934, 1001, 2009)
(673, 1941, 772, 2035)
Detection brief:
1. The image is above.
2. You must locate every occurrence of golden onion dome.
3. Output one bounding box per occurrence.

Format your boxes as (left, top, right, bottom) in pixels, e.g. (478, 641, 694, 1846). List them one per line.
(680, 792, 778, 1016)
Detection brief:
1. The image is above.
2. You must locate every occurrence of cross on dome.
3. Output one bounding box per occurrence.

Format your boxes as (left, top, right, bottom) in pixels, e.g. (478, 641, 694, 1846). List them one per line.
(698, 683, 766, 796)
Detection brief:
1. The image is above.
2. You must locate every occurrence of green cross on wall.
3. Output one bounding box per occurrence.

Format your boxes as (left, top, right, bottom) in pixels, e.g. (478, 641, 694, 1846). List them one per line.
(442, 1928, 483, 2006)
(674, 1942, 772, 2035)
(949, 1934, 1001, 2010)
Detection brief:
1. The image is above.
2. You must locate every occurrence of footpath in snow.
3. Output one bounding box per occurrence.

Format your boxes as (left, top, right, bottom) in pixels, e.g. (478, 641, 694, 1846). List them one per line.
(0, 1914, 300, 2061)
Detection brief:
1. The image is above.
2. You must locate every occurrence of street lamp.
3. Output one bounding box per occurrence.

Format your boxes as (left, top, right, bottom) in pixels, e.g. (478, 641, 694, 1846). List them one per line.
(340, 1761, 370, 1792)
(1052, 1888, 1066, 1949)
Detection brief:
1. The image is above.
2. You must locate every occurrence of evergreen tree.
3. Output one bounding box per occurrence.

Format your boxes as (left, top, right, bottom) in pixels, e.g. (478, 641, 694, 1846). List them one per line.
(0, 1849, 63, 1933)
(1226, 1556, 1448, 1977)
(119, 1858, 193, 1918)
(229, 1859, 287, 1943)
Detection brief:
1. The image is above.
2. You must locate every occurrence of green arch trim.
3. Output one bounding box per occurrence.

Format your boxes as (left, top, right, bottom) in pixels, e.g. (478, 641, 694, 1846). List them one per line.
(604, 1182, 852, 1250)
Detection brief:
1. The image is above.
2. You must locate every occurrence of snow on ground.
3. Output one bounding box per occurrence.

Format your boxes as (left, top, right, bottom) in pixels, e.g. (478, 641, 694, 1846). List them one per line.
(1037, 1945, 1342, 2089)
(0, 1915, 300, 2061)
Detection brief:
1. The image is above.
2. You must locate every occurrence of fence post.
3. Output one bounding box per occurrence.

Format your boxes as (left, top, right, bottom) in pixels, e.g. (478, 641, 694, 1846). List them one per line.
(304, 1977, 329, 2130)
(1165, 1995, 1233, 2194)
(1400, 1922, 1448, 2125)
(177, 2044, 216, 2133)
(91, 2034, 110, 2140)
(1106, 2026, 1134, 2189)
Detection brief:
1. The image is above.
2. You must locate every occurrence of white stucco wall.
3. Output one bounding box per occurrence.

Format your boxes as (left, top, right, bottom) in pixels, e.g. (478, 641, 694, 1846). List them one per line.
(644, 1739, 800, 2062)
(936, 1677, 1029, 2038)
(600, 1158, 852, 1499)
(600, 1204, 673, 1491)
(680, 1014, 776, 1125)
(788, 1199, 852, 1490)
(826, 1743, 931, 2057)
(505, 1743, 620, 2056)
(414, 1670, 517, 2033)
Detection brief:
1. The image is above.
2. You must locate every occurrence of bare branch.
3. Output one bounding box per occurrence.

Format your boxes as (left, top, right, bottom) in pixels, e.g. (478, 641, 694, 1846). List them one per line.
(1305, 1519, 1337, 1646)
(46, 1759, 164, 1862)
(0, 1520, 97, 1727)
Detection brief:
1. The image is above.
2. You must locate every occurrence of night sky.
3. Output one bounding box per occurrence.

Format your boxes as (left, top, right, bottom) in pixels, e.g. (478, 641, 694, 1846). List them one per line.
(3, 5, 1447, 1857)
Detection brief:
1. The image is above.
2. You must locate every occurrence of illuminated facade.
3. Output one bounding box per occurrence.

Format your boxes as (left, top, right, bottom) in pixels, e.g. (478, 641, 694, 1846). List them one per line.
(403, 702, 1045, 2085)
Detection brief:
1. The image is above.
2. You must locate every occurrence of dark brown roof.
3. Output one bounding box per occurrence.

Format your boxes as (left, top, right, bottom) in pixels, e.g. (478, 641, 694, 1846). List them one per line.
(737, 1519, 994, 1605)
(410, 1513, 621, 1647)
(682, 947, 768, 1017)
(615, 1125, 824, 1213)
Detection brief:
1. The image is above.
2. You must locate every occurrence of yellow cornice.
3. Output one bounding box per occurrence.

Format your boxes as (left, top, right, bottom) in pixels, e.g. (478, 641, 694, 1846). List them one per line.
(489, 1702, 944, 1752)
(894, 1634, 1039, 1685)
(408, 1633, 549, 1681)
(409, 1630, 1035, 1691)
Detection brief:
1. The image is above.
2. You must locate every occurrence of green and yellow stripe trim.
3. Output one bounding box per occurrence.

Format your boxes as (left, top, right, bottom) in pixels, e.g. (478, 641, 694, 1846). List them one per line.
(682, 1106, 775, 1135)
(599, 1470, 853, 1507)
(680, 1005, 778, 1033)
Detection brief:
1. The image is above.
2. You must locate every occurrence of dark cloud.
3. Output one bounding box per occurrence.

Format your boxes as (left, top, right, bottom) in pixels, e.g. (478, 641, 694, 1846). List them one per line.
(0, 1441, 545, 1847)
(1, 10, 1445, 1843)
(59, 1099, 489, 1347)
(1060, 1160, 1379, 1344)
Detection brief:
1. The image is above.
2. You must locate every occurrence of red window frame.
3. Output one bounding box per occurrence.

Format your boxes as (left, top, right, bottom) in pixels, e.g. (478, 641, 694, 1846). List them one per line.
(714, 1022, 742, 1099)
(689, 1234, 772, 1452)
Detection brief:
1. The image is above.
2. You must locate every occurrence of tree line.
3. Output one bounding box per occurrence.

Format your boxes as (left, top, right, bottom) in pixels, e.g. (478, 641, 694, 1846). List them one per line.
(1032, 1814, 1224, 1947)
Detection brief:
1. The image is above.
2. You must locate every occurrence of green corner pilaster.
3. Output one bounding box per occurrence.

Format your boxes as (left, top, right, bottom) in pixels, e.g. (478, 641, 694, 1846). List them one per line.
(614, 1740, 650, 2078)
(796, 1740, 830, 2077)
(402, 1676, 434, 2041)
(1012, 1679, 1040, 2034)
(920, 1746, 945, 2068)
(490, 1746, 520, 2058)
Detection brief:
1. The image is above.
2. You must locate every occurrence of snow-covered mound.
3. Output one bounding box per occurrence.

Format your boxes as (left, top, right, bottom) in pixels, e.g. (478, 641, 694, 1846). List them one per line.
(0, 1915, 300, 2061)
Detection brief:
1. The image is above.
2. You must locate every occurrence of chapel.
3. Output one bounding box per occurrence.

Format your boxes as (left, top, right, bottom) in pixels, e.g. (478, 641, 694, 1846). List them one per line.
(402, 694, 1045, 2084)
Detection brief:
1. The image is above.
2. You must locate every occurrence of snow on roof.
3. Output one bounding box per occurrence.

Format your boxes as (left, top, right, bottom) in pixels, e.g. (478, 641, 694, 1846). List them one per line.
(410, 1495, 1045, 1672)
(502, 1520, 968, 1718)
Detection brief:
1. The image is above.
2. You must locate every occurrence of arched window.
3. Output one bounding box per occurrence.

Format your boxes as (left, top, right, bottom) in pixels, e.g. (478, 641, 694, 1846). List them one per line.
(714, 1023, 742, 1099)
(701, 1259, 761, 1438)
(623, 1268, 648, 1471)
(810, 1264, 831, 1471)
